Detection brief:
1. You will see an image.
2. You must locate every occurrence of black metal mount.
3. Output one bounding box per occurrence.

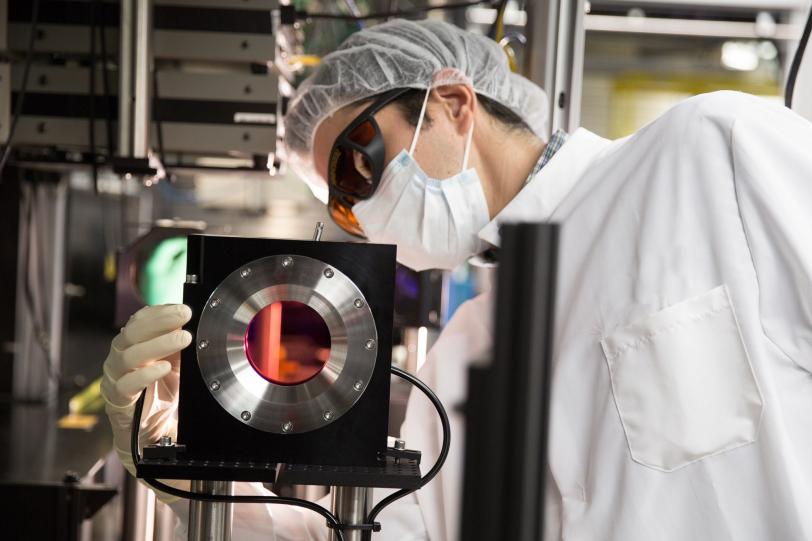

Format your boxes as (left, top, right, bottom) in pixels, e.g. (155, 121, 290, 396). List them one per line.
(138, 444, 421, 489)
(326, 521, 381, 533)
(460, 223, 559, 541)
(140, 442, 277, 483)
(110, 157, 156, 177)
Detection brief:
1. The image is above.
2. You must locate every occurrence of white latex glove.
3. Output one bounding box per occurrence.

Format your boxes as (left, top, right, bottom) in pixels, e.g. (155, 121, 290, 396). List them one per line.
(101, 304, 193, 503)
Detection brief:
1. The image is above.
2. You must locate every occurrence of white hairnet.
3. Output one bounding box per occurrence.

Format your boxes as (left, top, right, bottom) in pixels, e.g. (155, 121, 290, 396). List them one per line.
(282, 18, 550, 202)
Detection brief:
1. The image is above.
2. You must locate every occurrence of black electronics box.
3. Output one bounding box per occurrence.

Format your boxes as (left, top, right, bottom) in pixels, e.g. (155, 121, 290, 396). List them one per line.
(177, 235, 396, 467)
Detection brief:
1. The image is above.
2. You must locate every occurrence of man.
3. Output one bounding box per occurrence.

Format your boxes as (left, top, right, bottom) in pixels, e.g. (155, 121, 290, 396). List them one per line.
(103, 19, 812, 540)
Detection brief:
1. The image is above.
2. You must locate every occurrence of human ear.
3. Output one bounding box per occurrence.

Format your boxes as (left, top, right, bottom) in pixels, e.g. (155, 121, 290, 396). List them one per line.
(432, 84, 476, 136)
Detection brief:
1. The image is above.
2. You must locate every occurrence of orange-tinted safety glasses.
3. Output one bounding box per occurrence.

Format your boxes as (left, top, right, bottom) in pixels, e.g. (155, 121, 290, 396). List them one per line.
(327, 88, 411, 237)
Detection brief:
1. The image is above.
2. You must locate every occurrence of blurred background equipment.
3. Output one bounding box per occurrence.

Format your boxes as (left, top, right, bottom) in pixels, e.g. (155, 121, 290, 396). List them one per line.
(114, 219, 205, 327)
(460, 222, 558, 541)
(0, 0, 810, 539)
(465, 0, 812, 137)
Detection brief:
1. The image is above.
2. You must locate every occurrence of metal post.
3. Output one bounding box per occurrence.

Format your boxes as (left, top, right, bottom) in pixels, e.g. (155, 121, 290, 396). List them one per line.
(188, 480, 234, 541)
(524, 0, 559, 139)
(133, 0, 152, 158)
(122, 476, 156, 541)
(330, 485, 370, 541)
(459, 223, 559, 541)
(313, 221, 324, 241)
(118, 0, 134, 157)
(525, 0, 586, 134)
(552, 0, 586, 133)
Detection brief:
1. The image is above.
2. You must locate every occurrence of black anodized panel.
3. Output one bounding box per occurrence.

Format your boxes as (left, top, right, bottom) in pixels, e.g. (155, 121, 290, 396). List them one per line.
(177, 235, 395, 468)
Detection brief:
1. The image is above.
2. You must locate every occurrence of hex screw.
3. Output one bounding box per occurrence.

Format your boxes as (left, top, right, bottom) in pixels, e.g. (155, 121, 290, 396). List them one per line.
(159, 435, 173, 447)
(198, 340, 209, 350)
(282, 256, 293, 268)
(322, 410, 334, 421)
(241, 411, 252, 421)
(209, 380, 221, 391)
(210, 298, 221, 308)
(240, 268, 252, 278)
(365, 339, 375, 350)
(282, 421, 293, 433)
(353, 298, 364, 308)
(394, 439, 406, 450)
(323, 268, 334, 278)
(353, 380, 364, 391)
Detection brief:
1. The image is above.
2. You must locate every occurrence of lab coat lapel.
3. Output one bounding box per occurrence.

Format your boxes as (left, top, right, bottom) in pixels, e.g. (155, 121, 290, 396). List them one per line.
(478, 128, 612, 247)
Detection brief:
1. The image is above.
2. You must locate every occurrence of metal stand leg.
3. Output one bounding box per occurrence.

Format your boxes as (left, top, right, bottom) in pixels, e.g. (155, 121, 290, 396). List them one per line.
(330, 486, 370, 541)
(188, 480, 234, 541)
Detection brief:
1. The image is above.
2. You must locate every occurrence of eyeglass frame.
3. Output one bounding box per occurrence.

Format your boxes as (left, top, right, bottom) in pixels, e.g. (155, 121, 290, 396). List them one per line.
(326, 87, 413, 209)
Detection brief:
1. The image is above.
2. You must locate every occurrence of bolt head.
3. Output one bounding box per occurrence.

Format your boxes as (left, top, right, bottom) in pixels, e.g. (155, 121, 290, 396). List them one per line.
(353, 298, 364, 308)
(353, 380, 364, 391)
(364, 339, 375, 350)
(282, 421, 293, 433)
(209, 380, 221, 391)
(282, 256, 293, 268)
(322, 410, 334, 421)
(210, 298, 221, 308)
(394, 439, 406, 450)
(241, 411, 252, 421)
(240, 268, 252, 278)
(198, 340, 209, 350)
(323, 268, 334, 278)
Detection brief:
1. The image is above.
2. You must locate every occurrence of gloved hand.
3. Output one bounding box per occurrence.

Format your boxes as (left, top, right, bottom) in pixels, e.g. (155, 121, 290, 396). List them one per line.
(101, 304, 193, 502)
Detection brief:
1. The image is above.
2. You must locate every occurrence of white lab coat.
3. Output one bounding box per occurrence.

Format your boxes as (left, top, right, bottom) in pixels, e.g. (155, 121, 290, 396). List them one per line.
(172, 91, 812, 540)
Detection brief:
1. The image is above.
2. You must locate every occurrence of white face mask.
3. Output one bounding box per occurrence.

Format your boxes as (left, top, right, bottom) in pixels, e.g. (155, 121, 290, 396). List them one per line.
(352, 89, 491, 271)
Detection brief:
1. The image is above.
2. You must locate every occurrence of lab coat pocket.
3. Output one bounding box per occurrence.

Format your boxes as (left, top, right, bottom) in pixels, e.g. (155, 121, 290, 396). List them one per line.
(601, 285, 764, 472)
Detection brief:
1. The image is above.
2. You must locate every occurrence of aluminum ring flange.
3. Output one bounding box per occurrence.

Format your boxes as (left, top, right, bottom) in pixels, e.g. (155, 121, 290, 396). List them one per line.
(195, 254, 378, 434)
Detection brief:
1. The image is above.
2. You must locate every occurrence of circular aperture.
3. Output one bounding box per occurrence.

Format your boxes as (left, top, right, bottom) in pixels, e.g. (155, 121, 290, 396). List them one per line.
(244, 300, 331, 386)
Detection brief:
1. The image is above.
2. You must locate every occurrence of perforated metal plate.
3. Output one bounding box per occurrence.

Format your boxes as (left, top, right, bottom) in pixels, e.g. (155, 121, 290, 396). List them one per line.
(195, 254, 378, 434)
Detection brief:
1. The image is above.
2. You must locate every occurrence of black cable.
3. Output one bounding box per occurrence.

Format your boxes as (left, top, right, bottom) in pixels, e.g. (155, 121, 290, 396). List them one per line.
(299, 0, 493, 21)
(0, 0, 41, 181)
(364, 366, 451, 532)
(129, 366, 450, 540)
(786, 5, 812, 108)
(130, 391, 346, 541)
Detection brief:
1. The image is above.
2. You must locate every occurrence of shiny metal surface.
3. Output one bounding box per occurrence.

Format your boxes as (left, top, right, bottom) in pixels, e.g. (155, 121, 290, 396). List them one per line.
(330, 486, 371, 541)
(313, 221, 324, 241)
(118, 0, 133, 156)
(188, 480, 233, 541)
(133, 0, 151, 158)
(196, 254, 378, 434)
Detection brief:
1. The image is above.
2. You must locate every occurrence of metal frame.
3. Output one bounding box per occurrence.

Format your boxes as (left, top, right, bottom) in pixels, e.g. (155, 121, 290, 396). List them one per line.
(189, 480, 233, 541)
(119, 0, 135, 157)
(524, 0, 589, 134)
(133, 0, 152, 158)
(195, 254, 378, 434)
(460, 223, 559, 541)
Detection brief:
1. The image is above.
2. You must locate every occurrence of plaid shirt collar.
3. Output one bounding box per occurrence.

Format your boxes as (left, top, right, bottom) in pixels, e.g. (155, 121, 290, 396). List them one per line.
(525, 129, 568, 186)
(472, 130, 569, 266)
